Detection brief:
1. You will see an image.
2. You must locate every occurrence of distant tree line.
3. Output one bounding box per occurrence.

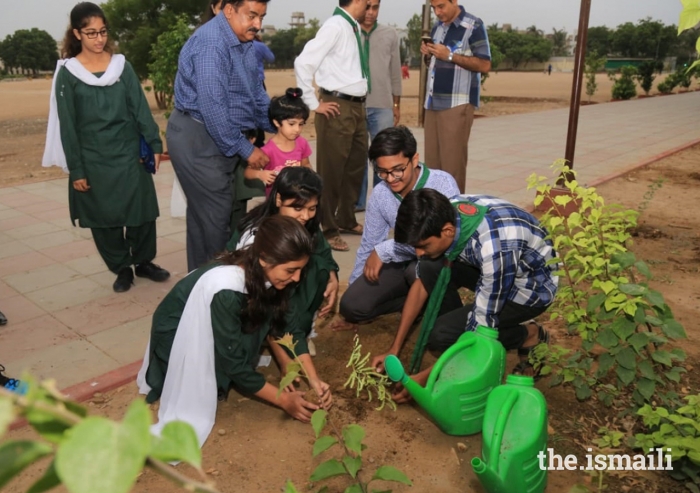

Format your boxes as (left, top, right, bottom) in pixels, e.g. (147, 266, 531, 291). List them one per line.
(0, 28, 58, 75)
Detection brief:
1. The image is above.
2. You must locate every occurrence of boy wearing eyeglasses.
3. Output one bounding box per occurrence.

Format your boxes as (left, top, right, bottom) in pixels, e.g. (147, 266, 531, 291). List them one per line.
(331, 126, 459, 331)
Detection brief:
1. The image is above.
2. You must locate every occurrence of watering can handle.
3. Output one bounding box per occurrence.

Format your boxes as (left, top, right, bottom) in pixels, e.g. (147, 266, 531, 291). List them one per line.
(488, 390, 519, 474)
(425, 336, 476, 388)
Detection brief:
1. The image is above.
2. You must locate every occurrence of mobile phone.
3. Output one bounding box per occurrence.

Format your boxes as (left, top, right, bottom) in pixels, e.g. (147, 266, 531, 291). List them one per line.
(421, 35, 433, 45)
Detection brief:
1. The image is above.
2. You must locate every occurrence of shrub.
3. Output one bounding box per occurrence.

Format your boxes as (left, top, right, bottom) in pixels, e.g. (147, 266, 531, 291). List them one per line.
(608, 66, 638, 100)
(635, 61, 656, 95)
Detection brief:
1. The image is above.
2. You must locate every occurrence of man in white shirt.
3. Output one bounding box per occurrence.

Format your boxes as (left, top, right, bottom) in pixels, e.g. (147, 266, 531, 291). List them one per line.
(295, 0, 370, 252)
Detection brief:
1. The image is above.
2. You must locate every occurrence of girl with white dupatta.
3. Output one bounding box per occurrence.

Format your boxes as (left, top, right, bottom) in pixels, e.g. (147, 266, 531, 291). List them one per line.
(137, 215, 333, 447)
(43, 2, 169, 294)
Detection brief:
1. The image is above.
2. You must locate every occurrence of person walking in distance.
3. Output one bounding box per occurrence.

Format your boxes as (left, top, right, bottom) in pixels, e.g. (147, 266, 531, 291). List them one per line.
(421, 0, 491, 193)
(294, 0, 370, 252)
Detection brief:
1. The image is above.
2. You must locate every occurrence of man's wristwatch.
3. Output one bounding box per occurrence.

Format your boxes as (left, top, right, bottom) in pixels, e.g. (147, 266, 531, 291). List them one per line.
(448, 52, 454, 63)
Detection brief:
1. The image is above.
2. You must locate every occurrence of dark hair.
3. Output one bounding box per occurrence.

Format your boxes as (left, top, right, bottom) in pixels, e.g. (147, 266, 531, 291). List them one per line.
(202, 0, 221, 23)
(61, 2, 113, 59)
(394, 189, 456, 246)
(269, 88, 310, 126)
(221, 0, 271, 9)
(239, 167, 323, 237)
(339, 0, 353, 6)
(368, 125, 417, 163)
(216, 215, 313, 334)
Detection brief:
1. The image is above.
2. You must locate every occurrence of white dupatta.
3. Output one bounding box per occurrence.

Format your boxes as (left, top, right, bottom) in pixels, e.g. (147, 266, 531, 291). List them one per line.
(41, 54, 126, 173)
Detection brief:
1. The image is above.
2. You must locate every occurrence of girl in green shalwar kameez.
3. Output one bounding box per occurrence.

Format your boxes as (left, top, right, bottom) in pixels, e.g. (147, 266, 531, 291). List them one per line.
(226, 167, 340, 368)
(51, 2, 170, 293)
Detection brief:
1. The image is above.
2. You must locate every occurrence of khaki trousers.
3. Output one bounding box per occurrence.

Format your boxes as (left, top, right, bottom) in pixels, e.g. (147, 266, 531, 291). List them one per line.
(424, 104, 475, 193)
(314, 95, 367, 237)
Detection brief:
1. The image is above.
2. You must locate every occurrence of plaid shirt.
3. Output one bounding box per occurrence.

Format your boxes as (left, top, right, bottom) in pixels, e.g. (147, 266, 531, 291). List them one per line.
(173, 14, 274, 159)
(425, 7, 491, 110)
(450, 195, 559, 332)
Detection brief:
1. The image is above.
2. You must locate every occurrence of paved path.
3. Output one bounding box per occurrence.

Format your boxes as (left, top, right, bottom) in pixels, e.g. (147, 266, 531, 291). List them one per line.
(0, 92, 698, 390)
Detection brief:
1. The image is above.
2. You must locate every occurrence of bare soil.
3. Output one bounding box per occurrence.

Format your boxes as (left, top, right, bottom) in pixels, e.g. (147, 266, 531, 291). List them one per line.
(2, 69, 699, 493)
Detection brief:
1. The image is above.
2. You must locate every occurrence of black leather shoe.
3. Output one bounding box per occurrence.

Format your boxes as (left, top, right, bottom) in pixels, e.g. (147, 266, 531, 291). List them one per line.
(135, 262, 170, 283)
(113, 267, 134, 293)
(0, 310, 7, 326)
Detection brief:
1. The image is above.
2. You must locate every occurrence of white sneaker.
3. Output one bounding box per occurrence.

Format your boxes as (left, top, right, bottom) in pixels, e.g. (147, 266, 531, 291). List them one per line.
(307, 338, 317, 357)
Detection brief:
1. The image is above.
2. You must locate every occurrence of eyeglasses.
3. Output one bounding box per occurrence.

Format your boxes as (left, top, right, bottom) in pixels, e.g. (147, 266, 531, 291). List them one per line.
(374, 159, 411, 181)
(81, 28, 109, 39)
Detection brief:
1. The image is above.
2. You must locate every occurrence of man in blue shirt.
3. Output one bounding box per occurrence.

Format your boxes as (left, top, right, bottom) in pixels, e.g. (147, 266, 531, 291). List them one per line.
(167, 0, 275, 271)
(421, 0, 491, 193)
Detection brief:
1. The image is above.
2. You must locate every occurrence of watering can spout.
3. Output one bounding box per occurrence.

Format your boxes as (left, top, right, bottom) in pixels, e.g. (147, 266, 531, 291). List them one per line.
(471, 457, 506, 493)
(384, 355, 434, 412)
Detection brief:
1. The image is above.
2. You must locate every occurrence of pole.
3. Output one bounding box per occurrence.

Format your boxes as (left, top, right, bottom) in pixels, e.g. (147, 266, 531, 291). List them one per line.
(418, 0, 431, 127)
(561, 0, 592, 183)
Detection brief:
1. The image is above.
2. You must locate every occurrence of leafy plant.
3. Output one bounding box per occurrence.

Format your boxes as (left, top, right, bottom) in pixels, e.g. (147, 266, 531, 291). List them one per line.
(147, 15, 193, 112)
(0, 378, 219, 493)
(276, 335, 411, 493)
(657, 79, 675, 94)
(678, 0, 700, 73)
(527, 161, 687, 409)
(584, 51, 606, 103)
(344, 335, 396, 411)
(608, 66, 638, 100)
(634, 61, 657, 95)
(637, 178, 664, 216)
(631, 396, 700, 491)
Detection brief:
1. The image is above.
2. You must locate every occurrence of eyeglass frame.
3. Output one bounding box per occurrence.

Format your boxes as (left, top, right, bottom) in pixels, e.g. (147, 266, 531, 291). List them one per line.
(80, 28, 109, 39)
(373, 157, 413, 181)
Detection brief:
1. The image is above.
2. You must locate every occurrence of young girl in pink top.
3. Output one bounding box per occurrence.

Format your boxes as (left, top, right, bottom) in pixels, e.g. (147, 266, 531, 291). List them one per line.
(245, 87, 312, 196)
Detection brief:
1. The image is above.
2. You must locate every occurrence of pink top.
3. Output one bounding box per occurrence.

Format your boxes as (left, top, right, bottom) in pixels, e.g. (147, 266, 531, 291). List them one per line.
(261, 137, 313, 196)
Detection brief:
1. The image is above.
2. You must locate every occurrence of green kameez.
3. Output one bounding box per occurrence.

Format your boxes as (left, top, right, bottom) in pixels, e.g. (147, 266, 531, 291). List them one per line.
(55, 60, 162, 228)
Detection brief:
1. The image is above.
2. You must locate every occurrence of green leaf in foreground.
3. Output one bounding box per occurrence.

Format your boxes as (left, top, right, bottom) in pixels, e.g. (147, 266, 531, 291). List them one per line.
(310, 459, 346, 482)
(342, 424, 365, 456)
(150, 421, 202, 469)
(311, 410, 327, 439)
(312, 436, 338, 457)
(55, 400, 151, 493)
(371, 465, 412, 485)
(0, 440, 53, 489)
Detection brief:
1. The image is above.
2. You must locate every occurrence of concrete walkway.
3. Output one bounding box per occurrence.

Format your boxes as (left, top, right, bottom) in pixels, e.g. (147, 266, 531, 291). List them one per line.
(0, 92, 698, 391)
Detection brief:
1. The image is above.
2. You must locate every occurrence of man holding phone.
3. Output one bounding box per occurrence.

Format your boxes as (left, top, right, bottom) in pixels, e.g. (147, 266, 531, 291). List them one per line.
(421, 0, 491, 193)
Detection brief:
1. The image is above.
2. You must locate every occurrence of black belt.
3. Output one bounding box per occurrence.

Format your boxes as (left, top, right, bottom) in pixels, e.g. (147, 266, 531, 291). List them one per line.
(320, 88, 366, 103)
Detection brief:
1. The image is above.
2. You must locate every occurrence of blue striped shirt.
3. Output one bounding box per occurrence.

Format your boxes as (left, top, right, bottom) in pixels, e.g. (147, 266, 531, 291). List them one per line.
(446, 195, 558, 332)
(425, 7, 491, 110)
(173, 14, 274, 159)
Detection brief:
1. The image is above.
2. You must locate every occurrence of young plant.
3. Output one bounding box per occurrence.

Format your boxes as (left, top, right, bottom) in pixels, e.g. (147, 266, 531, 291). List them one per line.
(528, 161, 687, 409)
(584, 51, 606, 103)
(344, 335, 396, 411)
(637, 178, 664, 216)
(631, 396, 700, 490)
(148, 15, 193, 114)
(608, 66, 638, 100)
(634, 61, 657, 96)
(275, 334, 411, 493)
(0, 378, 219, 493)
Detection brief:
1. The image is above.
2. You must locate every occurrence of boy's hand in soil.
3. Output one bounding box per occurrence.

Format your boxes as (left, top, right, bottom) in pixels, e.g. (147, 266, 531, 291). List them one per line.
(280, 391, 318, 422)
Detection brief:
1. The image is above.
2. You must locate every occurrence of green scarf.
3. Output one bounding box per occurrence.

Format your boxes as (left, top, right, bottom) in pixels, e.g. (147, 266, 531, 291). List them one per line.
(408, 201, 488, 374)
(361, 22, 377, 93)
(392, 164, 430, 202)
(334, 7, 371, 93)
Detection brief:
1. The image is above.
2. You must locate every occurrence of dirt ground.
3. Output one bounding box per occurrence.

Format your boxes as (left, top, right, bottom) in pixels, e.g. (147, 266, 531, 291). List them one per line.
(4, 138, 700, 492)
(2, 68, 699, 492)
(0, 70, 691, 187)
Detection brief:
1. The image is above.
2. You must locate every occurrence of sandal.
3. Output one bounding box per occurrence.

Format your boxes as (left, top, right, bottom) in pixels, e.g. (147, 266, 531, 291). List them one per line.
(339, 224, 363, 236)
(327, 235, 349, 252)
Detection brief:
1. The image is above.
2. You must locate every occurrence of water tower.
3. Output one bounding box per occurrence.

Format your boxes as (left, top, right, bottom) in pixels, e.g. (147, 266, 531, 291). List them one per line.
(290, 12, 306, 29)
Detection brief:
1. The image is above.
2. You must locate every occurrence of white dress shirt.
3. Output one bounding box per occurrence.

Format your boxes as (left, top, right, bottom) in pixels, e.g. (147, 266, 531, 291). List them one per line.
(294, 12, 368, 111)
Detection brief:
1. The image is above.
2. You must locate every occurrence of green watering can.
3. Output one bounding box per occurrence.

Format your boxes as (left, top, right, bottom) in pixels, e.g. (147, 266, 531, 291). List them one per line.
(471, 375, 548, 493)
(385, 326, 506, 436)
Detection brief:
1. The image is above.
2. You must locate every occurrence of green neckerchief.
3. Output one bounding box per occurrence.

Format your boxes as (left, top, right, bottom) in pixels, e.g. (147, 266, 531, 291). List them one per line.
(392, 164, 430, 202)
(408, 200, 488, 374)
(334, 7, 371, 93)
(361, 22, 377, 93)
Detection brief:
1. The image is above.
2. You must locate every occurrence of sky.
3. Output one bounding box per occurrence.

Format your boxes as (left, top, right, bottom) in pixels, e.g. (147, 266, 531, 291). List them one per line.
(0, 0, 684, 41)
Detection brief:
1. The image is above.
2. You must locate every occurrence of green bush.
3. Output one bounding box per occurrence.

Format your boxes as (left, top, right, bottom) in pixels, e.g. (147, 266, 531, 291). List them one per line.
(608, 66, 638, 100)
(635, 61, 656, 95)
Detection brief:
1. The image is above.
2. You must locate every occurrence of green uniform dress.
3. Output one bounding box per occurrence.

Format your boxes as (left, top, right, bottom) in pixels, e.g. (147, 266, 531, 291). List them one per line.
(226, 227, 339, 335)
(143, 262, 310, 403)
(56, 60, 163, 272)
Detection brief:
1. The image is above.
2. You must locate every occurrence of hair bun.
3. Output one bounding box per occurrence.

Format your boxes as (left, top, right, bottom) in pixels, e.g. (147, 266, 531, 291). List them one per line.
(286, 87, 303, 99)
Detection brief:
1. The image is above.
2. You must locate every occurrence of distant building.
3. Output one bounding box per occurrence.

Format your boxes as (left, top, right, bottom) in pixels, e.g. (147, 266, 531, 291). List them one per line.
(261, 25, 276, 37)
(290, 12, 306, 29)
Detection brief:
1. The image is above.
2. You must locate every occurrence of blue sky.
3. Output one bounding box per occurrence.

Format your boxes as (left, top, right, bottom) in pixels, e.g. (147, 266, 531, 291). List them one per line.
(0, 0, 683, 41)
